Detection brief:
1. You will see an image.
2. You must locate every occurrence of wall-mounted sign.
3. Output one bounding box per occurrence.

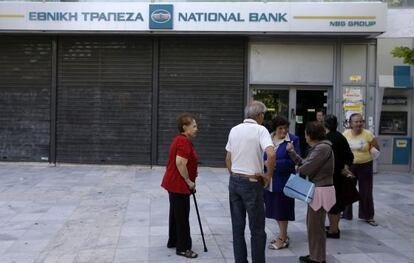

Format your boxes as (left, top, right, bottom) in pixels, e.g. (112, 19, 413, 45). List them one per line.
(343, 102, 363, 113)
(393, 65, 412, 88)
(349, 75, 362, 82)
(396, 139, 408, 148)
(343, 87, 363, 101)
(0, 2, 387, 33)
(382, 96, 408, 105)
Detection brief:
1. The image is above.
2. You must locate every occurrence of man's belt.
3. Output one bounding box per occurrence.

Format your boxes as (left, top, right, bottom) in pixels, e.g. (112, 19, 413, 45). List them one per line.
(231, 172, 260, 182)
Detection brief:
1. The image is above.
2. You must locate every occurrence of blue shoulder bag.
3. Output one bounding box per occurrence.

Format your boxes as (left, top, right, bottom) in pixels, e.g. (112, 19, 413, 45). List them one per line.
(283, 173, 315, 203)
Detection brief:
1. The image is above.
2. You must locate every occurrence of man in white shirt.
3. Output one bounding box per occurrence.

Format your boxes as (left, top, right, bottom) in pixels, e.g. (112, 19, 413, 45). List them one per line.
(225, 101, 275, 263)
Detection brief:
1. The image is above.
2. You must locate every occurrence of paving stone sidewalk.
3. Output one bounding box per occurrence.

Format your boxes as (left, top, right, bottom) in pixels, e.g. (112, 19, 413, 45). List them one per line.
(0, 163, 413, 263)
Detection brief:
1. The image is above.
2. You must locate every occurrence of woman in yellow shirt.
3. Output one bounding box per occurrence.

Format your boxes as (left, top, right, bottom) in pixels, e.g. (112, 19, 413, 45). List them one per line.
(342, 113, 380, 226)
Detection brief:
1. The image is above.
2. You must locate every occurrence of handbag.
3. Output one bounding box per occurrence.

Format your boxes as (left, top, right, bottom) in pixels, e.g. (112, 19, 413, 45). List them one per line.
(341, 164, 355, 178)
(337, 176, 360, 206)
(283, 173, 315, 204)
(369, 145, 380, 160)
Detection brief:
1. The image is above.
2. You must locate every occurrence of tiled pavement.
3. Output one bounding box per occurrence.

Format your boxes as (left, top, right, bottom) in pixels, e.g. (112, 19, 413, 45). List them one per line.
(0, 163, 413, 263)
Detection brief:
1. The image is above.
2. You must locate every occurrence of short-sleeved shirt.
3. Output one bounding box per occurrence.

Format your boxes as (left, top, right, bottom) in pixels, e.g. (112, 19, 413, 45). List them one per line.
(225, 119, 273, 175)
(161, 134, 198, 194)
(343, 129, 374, 164)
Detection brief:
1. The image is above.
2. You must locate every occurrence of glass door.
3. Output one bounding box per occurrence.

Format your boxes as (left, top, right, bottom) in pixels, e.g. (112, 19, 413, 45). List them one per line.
(295, 89, 328, 156)
(252, 86, 330, 156)
(252, 89, 289, 132)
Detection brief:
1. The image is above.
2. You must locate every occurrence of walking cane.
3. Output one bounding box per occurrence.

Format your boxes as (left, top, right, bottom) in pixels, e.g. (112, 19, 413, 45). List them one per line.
(192, 192, 208, 252)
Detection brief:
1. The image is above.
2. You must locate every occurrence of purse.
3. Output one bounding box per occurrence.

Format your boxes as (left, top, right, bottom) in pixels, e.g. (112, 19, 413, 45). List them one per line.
(369, 145, 380, 160)
(283, 173, 315, 203)
(341, 164, 355, 178)
(337, 175, 360, 206)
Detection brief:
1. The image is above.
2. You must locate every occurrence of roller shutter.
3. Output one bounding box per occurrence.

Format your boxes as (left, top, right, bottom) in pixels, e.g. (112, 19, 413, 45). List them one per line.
(57, 37, 153, 164)
(0, 37, 51, 161)
(158, 38, 245, 166)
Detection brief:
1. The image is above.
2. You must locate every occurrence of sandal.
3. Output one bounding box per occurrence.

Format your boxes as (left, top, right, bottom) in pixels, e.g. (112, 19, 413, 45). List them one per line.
(176, 249, 198, 258)
(270, 236, 289, 244)
(365, 219, 378, 226)
(268, 237, 289, 250)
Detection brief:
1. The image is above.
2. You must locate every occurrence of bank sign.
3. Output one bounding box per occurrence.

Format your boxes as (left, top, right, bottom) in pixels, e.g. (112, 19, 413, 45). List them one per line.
(0, 2, 387, 33)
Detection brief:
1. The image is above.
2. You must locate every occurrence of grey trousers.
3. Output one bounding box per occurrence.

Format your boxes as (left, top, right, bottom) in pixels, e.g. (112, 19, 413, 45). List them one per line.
(307, 206, 327, 262)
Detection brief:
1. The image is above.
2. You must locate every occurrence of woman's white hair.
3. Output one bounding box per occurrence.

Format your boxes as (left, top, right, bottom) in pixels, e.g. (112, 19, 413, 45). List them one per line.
(245, 101, 267, 119)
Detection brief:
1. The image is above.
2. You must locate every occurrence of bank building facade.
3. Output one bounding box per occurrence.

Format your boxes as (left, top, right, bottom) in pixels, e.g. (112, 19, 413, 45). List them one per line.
(1, 0, 412, 173)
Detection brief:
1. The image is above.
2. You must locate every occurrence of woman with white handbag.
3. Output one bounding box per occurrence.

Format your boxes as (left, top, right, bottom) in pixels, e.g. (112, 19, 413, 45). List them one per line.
(342, 113, 380, 227)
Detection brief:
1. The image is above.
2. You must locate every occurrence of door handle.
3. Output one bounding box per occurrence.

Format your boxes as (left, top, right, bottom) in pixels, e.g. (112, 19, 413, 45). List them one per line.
(290, 108, 295, 120)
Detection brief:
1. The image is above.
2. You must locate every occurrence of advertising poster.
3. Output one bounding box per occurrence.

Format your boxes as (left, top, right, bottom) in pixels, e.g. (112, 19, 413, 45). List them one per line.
(343, 86, 364, 127)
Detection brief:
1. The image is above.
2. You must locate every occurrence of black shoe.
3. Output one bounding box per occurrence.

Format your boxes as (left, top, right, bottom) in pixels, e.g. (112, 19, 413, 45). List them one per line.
(167, 242, 176, 248)
(326, 229, 340, 239)
(325, 226, 340, 238)
(299, 255, 326, 263)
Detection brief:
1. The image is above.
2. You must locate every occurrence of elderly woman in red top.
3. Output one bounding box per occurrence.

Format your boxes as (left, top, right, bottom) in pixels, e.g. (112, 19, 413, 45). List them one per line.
(161, 113, 199, 259)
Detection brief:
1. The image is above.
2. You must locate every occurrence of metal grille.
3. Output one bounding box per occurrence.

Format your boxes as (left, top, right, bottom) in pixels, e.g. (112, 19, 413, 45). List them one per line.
(0, 37, 51, 161)
(157, 38, 245, 167)
(56, 37, 153, 164)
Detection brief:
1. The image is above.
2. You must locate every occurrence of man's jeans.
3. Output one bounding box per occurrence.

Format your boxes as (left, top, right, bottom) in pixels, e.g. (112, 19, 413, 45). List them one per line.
(229, 176, 266, 263)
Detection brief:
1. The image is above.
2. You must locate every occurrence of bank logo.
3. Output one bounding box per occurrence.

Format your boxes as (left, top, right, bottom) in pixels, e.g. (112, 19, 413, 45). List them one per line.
(149, 4, 173, 29)
(151, 10, 171, 23)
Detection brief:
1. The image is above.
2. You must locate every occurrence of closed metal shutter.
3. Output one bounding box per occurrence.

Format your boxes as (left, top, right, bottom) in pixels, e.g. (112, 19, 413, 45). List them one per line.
(0, 37, 51, 161)
(158, 38, 245, 166)
(57, 37, 153, 164)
